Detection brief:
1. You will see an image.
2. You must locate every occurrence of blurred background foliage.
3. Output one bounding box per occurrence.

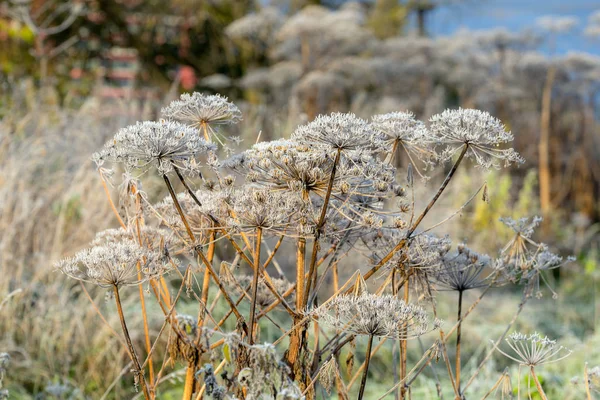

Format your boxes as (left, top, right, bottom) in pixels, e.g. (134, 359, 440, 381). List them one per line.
(1, 0, 599, 398)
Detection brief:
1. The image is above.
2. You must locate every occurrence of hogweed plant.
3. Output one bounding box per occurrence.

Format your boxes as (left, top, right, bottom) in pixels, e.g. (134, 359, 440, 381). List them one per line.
(495, 332, 572, 400)
(55, 92, 575, 399)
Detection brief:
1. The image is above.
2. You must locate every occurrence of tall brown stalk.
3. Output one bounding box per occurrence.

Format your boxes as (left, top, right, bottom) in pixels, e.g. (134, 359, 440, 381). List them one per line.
(249, 227, 263, 344)
(539, 65, 556, 220)
(113, 285, 151, 400)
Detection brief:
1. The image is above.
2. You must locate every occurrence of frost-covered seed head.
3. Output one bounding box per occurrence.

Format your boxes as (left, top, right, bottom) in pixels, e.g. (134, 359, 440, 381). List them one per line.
(429, 108, 524, 169)
(371, 111, 437, 168)
(93, 120, 215, 175)
(56, 240, 168, 288)
(314, 293, 436, 339)
(292, 112, 385, 151)
(496, 332, 572, 366)
(433, 245, 491, 291)
(161, 92, 242, 144)
(162, 93, 241, 127)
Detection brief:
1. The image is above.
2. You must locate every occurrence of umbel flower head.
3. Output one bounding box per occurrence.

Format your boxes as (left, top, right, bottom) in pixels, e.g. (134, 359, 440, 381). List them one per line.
(496, 332, 572, 366)
(371, 111, 436, 171)
(314, 293, 437, 339)
(227, 188, 301, 232)
(429, 108, 524, 169)
(56, 240, 168, 288)
(291, 112, 385, 151)
(433, 244, 492, 292)
(224, 139, 395, 205)
(161, 92, 242, 143)
(495, 216, 574, 298)
(93, 120, 216, 175)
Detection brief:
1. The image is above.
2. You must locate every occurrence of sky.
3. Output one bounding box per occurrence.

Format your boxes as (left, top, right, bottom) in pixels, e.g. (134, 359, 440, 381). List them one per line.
(420, 0, 600, 55)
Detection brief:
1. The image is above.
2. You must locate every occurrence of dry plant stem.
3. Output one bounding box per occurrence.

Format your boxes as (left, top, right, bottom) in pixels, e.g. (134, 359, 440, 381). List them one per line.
(249, 227, 263, 344)
(100, 362, 134, 400)
(377, 346, 438, 400)
(304, 148, 342, 306)
(79, 282, 127, 350)
(308, 222, 353, 306)
(530, 367, 547, 400)
(137, 270, 154, 390)
(285, 236, 307, 376)
(539, 65, 556, 217)
(98, 169, 127, 229)
(425, 279, 460, 398)
(212, 242, 283, 331)
(384, 139, 401, 164)
(162, 173, 248, 334)
(349, 338, 388, 388)
(163, 174, 196, 240)
(134, 194, 155, 389)
(408, 144, 468, 237)
(142, 270, 190, 370)
(481, 372, 506, 400)
(333, 261, 339, 292)
(463, 295, 528, 392)
(259, 244, 337, 317)
(222, 230, 296, 316)
(400, 273, 410, 400)
(197, 230, 216, 336)
(444, 274, 499, 339)
(182, 368, 195, 400)
(112, 285, 150, 400)
(585, 363, 593, 400)
(405, 358, 433, 388)
(302, 364, 325, 396)
(455, 290, 464, 397)
(173, 166, 295, 319)
(358, 334, 375, 400)
(360, 144, 468, 286)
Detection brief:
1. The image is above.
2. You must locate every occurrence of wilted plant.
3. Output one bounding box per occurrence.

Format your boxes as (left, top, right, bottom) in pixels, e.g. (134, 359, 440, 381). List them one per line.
(51, 90, 575, 400)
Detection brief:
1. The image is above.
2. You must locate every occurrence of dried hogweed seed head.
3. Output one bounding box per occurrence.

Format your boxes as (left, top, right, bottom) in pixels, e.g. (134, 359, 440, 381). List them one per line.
(56, 240, 169, 288)
(433, 245, 492, 292)
(291, 112, 385, 151)
(161, 92, 241, 143)
(227, 188, 301, 232)
(371, 111, 437, 172)
(93, 120, 216, 175)
(496, 332, 572, 366)
(429, 108, 525, 168)
(496, 216, 574, 297)
(318, 356, 340, 394)
(314, 293, 437, 339)
(161, 92, 242, 126)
